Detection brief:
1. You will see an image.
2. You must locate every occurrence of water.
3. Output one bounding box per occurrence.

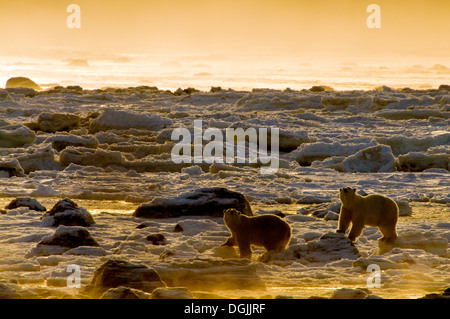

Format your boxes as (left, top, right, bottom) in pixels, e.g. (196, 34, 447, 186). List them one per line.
(1, 52, 448, 91)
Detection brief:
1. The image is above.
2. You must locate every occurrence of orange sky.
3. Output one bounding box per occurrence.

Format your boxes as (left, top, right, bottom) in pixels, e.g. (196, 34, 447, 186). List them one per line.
(1, 0, 449, 59)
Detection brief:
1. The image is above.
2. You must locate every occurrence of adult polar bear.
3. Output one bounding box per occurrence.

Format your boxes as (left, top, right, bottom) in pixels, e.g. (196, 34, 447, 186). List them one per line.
(337, 187, 399, 243)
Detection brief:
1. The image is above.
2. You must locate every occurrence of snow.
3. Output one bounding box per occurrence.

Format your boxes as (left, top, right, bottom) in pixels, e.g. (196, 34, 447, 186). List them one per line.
(0, 86, 448, 299)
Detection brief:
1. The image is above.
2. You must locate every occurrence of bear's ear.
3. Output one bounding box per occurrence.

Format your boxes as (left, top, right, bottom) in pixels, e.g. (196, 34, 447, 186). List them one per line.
(352, 188, 356, 193)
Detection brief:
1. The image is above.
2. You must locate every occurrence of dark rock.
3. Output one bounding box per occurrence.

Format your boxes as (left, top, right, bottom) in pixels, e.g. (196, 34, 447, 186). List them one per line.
(84, 259, 166, 298)
(309, 85, 325, 92)
(421, 287, 450, 299)
(5, 77, 41, 90)
(210, 86, 222, 93)
(41, 198, 95, 227)
(173, 223, 183, 232)
(37, 225, 99, 248)
(438, 84, 450, 91)
(5, 197, 46, 211)
(146, 233, 167, 245)
(132, 187, 252, 218)
(100, 286, 149, 299)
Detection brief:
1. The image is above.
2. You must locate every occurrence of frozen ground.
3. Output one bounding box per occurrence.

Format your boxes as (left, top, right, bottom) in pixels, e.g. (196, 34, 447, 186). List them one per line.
(0, 85, 449, 299)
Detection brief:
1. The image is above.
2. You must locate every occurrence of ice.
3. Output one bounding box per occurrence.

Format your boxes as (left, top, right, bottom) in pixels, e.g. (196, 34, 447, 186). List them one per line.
(288, 140, 377, 166)
(397, 151, 449, 172)
(44, 135, 99, 151)
(88, 108, 172, 133)
(5, 196, 46, 211)
(28, 112, 81, 133)
(0, 124, 36, 148)
(342, 144, 395, 173)
(0, 86, 448, 299)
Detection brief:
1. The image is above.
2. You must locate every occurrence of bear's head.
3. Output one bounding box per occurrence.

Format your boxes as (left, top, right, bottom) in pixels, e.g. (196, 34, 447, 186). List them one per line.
(339, 187, 357, 206)
(223, 208, 241, 226)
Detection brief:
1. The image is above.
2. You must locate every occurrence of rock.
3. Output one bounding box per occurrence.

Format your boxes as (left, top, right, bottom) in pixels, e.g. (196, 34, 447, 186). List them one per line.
(146, 233, 167, 245)
(421, 287, 450, 299)
(0, 124, 36, 147)
(133, 187, 252, 218)
(100, 286, 151, 299)
(150, 287, 195, 299)
(37, 225, 99, 248)
(41, 198, 95, 227)
(83, 259, 166, 298)
(27, 225, 100, 257)
(30, 112, 80, 133)
(173, 223, 184, 232)
(5, 77, 41, 90)
(5, 197, 46, 211)
(342, 144, 395, 173)
(330, 288, 369, 299)
(88, 109, 172, 134)
(309, 86, 325, 92)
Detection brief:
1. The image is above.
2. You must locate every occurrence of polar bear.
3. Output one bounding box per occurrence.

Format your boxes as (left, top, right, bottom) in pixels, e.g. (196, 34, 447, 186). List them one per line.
(336, 187, 398, 243)
(222, 208, 291, 259)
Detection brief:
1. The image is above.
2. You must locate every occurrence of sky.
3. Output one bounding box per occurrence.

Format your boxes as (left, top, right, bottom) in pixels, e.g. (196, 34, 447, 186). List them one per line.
(1, 0, 449, 58)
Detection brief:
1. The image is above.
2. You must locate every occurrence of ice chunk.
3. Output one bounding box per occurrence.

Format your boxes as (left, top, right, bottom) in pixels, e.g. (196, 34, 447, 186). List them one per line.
(29, 112, 80, 133)
(288, 140, 376, 166)
(397, 152, 449, 172)
(5, 197, 46, 211)
(0, 158, 25, 177)
(150, 287, 195, 299)
(59, 146, 125, 168)
(44, 135, 99, 151)
(330, 288, 369, 299)
(342, 144, 395, 173)
(376, 133, 450, 156)
(14, 143, 61, 173)
(375, 109, 448, 120)
(89, 108, 172, 133)
(378, 231, 448, 257)
(0, 124, 36, 147)
(83, 259, 166, 298)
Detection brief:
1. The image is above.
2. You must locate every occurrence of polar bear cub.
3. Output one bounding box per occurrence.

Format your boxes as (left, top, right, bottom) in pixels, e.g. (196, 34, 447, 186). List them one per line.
(222, 208, 291, 259)
(337, 187, 398, 243)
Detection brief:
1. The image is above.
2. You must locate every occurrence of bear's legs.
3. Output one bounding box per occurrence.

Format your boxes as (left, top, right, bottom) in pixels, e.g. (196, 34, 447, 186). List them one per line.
(347, 223, 364, 243)
(337, 207, 352, 234)
(237, 239, 252, 259)
(378, 225, 398, 242)
(221, 235, 237, 247)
